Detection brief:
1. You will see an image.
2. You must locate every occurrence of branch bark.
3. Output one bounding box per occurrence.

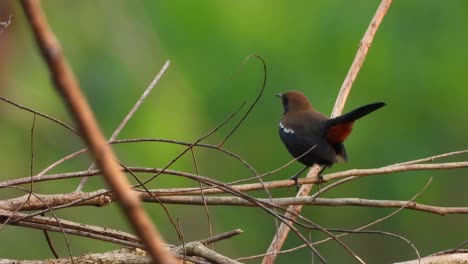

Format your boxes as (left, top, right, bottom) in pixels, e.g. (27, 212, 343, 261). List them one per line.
(173, 242, 241, 264)
(3, 157, 468, 191)
(19, 1, 176, 263)
(395, 251, 468, 264)
(0, 248, 154, 264)
(2, 191, 467, 216)
(142, 196, 468, 216)
(0, 209, 142, 248)
(0, 246, 250, 264)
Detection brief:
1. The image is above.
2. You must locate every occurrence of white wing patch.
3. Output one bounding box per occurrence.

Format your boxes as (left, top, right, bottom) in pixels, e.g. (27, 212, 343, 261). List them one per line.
(279, 122, 295, 134)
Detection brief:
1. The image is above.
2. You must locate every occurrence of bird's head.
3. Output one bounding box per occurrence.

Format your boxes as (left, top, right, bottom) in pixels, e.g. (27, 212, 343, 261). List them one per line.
(276, 90, 312, 114)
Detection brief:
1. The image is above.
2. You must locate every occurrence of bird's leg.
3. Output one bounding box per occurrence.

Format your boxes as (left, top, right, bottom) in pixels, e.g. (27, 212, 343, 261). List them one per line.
(288, 166, 309, 192)
(316, 165, 328, 190)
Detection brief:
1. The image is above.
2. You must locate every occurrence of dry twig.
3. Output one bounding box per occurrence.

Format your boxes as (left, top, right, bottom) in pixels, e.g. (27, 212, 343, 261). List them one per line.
(76, 60, 171, 191)
(0, 96, 78, 134)
(0, 209, 142, 248)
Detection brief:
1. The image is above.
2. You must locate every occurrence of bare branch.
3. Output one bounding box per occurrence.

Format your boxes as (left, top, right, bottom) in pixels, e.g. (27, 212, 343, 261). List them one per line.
(0, 190, 111, 211)
(2, 158, 468, 193)
(391, 149, 468, 166)
(110, 61, 171, 141)
(395, 251, 468, 264)
(173, 242, 241, 264)
(0, 209, 142, 248)
(0, 248, 153, 264)
(141, 196, 468, 216)
(5, 186, 466, 217)
(199, 229, 243, 245)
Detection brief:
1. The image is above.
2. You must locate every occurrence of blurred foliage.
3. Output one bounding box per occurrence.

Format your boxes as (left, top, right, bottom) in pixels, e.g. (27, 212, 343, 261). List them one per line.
(0, 1, 468, 263)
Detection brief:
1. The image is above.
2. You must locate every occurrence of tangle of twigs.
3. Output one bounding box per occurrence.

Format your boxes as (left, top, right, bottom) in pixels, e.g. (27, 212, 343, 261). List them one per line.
(1, 1, 466, 263)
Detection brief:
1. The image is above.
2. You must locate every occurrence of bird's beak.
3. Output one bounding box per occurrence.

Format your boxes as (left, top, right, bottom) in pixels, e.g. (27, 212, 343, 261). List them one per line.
(275, 93, 282, 98)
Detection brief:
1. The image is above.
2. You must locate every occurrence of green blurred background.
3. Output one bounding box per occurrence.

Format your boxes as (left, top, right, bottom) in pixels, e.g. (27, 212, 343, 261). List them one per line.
(0, 1, 467, 263)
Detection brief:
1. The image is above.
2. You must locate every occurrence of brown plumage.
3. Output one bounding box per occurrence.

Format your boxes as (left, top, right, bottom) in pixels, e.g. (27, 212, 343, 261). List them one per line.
(277, 90, 385, 187)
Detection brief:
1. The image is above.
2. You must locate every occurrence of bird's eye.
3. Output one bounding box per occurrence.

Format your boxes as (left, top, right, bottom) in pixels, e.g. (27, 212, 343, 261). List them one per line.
(280, 95, 289, 113)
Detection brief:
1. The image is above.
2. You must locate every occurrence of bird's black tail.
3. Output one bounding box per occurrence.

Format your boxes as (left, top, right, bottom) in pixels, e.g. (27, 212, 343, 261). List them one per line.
(327, 102, 385, 126)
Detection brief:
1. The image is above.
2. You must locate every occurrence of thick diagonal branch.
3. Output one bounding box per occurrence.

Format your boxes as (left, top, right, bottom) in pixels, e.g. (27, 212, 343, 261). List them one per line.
(262, 1, 393, 263)
(20, 1, 176, 263)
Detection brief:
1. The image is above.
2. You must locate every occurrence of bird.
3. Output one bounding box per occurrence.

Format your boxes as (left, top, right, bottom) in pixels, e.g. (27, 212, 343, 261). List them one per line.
(277, 90, 385, 189)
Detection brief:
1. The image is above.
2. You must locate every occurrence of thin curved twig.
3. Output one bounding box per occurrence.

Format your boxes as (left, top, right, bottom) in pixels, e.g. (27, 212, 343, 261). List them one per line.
(218, 54, 267, 147)
(30, 114, 61, 259)
(114, 138, 257, 176)
(32, 137, 256, 187)
(140, 101, 246, 186)
(0, 96, 78, 135)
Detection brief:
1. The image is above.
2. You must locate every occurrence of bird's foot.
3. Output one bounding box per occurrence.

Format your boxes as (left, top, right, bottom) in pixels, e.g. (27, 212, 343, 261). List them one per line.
(317, 174, 324, 191)
(287, 174, 300, 192)
(287, 166, 309, 192)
